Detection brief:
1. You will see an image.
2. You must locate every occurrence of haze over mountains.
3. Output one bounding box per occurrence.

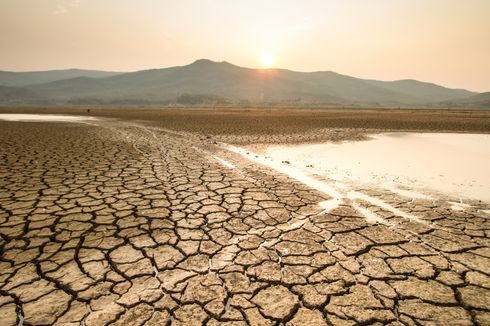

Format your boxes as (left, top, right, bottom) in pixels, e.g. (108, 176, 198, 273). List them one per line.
(0, 59, 487, 108)
(0, 69, 121, 87)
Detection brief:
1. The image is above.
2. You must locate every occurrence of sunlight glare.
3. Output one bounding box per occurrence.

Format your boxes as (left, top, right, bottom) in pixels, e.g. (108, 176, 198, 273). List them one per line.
(260, 53, 274, 68)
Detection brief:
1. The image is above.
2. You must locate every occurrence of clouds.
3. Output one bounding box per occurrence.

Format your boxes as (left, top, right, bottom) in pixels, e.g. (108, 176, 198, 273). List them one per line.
(53, 0, 80, 15)
(53, 5, 67, 15)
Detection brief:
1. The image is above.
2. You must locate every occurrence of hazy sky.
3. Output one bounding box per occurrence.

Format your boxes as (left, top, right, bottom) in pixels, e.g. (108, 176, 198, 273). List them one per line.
(1, 0, 489, 91)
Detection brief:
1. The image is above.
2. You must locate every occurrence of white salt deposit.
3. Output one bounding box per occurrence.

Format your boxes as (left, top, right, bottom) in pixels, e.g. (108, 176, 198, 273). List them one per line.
(351, 202, 392, 225)
(213, 156, 236, 169)
(448, 201, 473, 211)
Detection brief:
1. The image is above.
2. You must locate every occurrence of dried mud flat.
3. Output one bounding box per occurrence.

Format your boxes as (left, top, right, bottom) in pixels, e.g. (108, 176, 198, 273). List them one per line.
(1, 108, 490, 326)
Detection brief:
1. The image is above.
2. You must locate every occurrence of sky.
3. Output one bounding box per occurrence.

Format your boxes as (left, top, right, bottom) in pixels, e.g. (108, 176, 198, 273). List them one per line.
(1, 0, 489, 91)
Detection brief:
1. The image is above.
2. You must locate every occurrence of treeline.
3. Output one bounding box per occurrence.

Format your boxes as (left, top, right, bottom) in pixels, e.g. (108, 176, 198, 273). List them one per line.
(175, 93, 230, 105)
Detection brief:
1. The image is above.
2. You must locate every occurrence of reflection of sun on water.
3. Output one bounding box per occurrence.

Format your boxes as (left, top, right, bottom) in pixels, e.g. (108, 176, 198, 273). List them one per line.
(260, 54, 274, 68)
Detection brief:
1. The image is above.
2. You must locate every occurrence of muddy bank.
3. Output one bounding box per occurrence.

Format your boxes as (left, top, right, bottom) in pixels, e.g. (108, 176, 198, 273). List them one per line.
(1, 107, 489, 145)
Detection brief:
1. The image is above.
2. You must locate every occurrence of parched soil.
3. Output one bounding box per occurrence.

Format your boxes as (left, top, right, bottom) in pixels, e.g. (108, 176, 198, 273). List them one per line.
(0, 108, 489, 325)
(2, 107, 490, 144)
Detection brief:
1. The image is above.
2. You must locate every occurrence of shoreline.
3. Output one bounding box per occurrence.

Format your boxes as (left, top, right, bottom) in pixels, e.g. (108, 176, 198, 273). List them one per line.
(2, 106, 489, 146)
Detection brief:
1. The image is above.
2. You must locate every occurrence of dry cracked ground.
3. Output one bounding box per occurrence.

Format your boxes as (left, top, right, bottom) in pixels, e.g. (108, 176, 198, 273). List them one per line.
(0, 117, 489, 326)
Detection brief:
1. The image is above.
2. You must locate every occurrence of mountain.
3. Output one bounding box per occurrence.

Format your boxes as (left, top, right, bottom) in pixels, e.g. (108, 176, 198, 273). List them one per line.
(442, 92, 490, 108)
(0, 59, 484, 107)
(364, 79, 474, 103)
(0, 86, 45, 104)
(0, 69, 122, 87)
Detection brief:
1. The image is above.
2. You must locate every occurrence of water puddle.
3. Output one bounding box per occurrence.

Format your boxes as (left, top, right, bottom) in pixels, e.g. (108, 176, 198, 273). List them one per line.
(221, 132, 489, 225)
(221, 142, 425, 225)
(0, 114, 97, 123)
(266, 133, 490, 202)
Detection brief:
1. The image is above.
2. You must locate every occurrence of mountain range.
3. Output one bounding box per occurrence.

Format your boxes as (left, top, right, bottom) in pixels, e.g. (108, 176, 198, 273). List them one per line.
(0, 59, 487, 108)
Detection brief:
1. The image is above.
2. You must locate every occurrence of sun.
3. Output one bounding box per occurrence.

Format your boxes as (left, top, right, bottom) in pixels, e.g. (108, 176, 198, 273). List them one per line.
(260, 53, 275, 68)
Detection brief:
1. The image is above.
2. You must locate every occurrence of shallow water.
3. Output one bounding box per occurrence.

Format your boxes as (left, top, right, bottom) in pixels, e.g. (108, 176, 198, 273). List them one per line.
(266, 133, 490, 202)
(0, 114, 97, 123)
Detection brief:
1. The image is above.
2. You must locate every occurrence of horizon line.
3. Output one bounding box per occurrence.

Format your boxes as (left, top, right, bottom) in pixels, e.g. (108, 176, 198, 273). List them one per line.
(0, 58, 486, 93)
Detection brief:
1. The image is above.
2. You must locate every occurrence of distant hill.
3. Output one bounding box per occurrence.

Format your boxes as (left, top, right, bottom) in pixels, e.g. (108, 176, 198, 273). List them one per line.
(0, 59, 485, 107)
(364, 79, 474, 103)
(0, 69, 122, 87)
(442, 92, 490, 108)
(0, 86, 46, 104)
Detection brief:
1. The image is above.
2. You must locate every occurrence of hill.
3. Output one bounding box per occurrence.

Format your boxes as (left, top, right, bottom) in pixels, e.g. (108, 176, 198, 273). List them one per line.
(364, 79, 474, 103)
(0, 86, 46, 104)
(0, 60, 484, 107)
(0, 69, 122, 87)
(442, 92, 490, 108)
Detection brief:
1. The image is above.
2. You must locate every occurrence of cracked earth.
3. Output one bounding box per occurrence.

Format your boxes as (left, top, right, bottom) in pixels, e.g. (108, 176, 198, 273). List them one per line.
(0, 117, 489, 325)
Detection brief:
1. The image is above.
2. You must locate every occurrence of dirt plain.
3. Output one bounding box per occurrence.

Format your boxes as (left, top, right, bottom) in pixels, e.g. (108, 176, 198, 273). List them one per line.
(0, 107, 490, 325)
